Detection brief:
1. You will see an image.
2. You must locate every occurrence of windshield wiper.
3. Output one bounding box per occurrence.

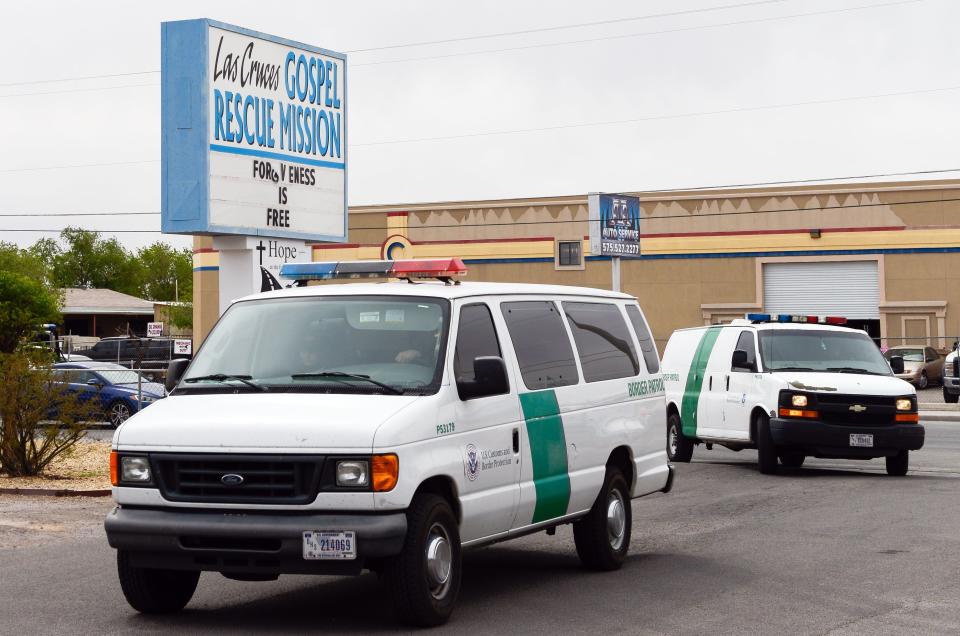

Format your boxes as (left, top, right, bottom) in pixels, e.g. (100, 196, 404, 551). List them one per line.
(769, 366, 816, 372)
(291, 371, 403, 395)
(182, 374, 267, 391)
(826, 366, 884, 376)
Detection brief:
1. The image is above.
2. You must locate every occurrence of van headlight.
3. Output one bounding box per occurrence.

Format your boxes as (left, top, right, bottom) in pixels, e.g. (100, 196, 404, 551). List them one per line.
(120, 457, 151, 484)
(896, 398, 914, 411)
(336, 460, 369, 487)
(791, 394, 808, 407)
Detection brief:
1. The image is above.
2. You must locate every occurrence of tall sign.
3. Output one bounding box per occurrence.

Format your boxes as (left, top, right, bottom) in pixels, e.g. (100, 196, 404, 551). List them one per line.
(588, 194, 641, 257)
(588, 193, 642, 293)
(160, 19, 347, 242)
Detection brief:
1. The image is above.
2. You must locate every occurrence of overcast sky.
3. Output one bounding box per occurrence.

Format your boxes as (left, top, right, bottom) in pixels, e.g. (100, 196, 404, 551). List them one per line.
(1, 0, 958, 250)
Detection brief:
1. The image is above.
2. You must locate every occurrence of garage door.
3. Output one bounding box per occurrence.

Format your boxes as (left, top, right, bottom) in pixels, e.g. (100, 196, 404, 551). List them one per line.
(763, 261, 879, 319)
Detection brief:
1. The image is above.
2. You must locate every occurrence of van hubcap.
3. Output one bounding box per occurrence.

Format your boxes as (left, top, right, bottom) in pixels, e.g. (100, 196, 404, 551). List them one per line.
(606, 491, 626, 551)
(425, 523, 452, 598)
(668, 424, 679, 457)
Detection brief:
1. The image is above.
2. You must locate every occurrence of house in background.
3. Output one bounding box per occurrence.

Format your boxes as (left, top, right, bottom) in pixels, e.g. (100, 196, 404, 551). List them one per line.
(60, 288, 156, 338)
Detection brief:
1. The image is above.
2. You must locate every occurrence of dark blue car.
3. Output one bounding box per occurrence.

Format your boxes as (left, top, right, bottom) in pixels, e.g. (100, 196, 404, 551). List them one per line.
(52, 362, 166, 428)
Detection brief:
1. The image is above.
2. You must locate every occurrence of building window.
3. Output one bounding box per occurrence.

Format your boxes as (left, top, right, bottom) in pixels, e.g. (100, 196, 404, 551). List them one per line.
(557, 240, 582, 268)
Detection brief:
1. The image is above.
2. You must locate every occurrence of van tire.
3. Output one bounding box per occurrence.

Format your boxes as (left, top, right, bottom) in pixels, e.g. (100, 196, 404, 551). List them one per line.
(755, 414, 779, 474)
(117, 550, 199, 613)
(779, 451, 805, 469)
(886, 450, 909, 476)
(944, 387, 959, 403)
(573, 466, 631, 571)
(667, 412, 694, 463)
(383, 494, 461, 627)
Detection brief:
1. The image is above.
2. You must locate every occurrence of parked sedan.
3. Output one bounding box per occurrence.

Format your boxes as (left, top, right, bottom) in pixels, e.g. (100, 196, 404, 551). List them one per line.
(52, 362, 166, 427)
(883, 346, 943, 389)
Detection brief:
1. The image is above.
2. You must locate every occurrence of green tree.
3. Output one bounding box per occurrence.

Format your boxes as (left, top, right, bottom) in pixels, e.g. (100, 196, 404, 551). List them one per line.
(0, 241, 50, 285)
(49, 227, 142, 296)
(0, 271, 60, 354)
(136, 242, 192, 302)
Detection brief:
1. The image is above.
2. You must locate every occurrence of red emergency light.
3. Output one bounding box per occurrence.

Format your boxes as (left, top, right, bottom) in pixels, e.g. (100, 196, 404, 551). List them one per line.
(280, 258, 468, 284)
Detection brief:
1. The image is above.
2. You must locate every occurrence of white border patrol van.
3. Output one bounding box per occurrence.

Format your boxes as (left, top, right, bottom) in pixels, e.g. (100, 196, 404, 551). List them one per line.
(104, 259, 672, 626)
(660, 314, 924, 476)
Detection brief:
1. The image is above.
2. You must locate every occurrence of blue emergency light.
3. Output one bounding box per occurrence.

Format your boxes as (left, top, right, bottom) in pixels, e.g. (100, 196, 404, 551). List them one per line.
(745, 313, 847, 325)
(280, 258, 468, 283)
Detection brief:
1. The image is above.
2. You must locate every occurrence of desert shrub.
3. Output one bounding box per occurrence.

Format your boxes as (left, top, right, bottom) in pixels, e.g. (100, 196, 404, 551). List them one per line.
(0, 350, 97, 477)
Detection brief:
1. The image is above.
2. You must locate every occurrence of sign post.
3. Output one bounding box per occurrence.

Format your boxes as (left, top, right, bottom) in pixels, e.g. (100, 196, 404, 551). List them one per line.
(588, 193, 642, 292)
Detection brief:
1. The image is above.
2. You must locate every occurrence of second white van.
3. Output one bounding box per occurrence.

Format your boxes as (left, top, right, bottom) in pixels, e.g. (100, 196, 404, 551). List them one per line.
(660, 315, 924, 476)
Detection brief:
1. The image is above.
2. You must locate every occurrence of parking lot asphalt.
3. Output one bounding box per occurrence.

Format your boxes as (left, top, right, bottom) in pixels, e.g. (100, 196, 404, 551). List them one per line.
(2, 419, 958, 635)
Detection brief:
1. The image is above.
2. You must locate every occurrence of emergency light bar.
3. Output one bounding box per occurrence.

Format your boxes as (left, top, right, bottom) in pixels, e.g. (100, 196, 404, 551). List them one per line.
(280, 258, 468, 284)
(745, 313, 847, 325)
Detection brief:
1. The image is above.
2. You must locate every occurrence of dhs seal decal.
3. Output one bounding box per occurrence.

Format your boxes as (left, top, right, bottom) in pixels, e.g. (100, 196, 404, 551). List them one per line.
(464, 444, 480, 481)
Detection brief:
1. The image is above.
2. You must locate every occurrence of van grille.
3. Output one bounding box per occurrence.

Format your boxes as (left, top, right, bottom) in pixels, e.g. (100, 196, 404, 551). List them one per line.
(152, 454, 324, 504)
(815, 394, 897, 427)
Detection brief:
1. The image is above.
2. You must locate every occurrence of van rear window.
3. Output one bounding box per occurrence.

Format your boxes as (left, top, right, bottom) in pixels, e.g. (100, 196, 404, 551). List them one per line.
(625, 305, 660, 373)
(563, 302, 640, 382)
(501, 301, 579, 390)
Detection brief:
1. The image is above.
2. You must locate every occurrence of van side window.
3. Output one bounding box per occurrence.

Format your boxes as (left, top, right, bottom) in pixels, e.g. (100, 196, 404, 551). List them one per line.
(624, 305, 660, 373)
(454, 304, 502, 384)
(501, 301, 579, 390)
(563, 302, 639, 382)
(733, 331, 757, 372)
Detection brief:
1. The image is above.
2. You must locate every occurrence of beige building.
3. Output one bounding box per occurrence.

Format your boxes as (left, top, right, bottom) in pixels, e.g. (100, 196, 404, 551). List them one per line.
(193, 179, 960, 352)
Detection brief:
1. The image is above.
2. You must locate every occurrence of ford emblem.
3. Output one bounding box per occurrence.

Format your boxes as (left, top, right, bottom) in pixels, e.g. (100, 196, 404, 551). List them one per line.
(221, 473, 244, 486)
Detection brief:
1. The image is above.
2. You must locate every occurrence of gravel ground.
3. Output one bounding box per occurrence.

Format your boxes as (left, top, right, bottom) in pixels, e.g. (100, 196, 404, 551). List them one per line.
(0, 440, 111, 491)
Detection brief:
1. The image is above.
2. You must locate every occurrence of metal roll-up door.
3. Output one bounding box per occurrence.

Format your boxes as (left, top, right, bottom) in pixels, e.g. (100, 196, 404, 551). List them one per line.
(763, 261, 879, 319)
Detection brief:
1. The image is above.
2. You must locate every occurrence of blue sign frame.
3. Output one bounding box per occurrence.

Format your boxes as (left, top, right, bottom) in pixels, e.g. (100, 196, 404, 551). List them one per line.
(160, 19, 348, 242)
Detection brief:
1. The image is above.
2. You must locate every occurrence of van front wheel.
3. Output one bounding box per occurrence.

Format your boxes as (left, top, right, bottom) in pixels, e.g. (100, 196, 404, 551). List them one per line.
(755, 414, 779, 474)
(383, 494, 461, 627)
(573, 466, 631, 571)
(117, 550, 199, 613)
(667, 412, 694, 462)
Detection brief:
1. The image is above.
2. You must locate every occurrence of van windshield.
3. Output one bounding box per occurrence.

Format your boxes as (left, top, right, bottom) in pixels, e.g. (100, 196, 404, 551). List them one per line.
(180, 295, 449, 395)
(759, 329, 891, 376)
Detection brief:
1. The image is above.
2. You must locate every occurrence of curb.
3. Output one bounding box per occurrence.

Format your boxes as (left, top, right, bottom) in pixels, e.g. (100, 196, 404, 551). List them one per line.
(919, 411, 960, 422)
(0, 487, 111, 498)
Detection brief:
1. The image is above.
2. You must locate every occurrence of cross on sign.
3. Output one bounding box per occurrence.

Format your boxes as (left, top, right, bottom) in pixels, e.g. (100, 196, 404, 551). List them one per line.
(256, 241, 266, 265)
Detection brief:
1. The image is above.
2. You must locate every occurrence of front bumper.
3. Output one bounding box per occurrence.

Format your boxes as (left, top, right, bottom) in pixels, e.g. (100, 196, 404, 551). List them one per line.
(105, 506, 407, 575)
(769, 418, 924, 458)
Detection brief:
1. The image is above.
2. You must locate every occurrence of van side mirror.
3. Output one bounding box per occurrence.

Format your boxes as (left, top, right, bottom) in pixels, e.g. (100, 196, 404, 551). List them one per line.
(165, 358, 191, 392)
(457, 356, 509, 400)
(731, 349, 755, 372)
(888, 355, 905, 374)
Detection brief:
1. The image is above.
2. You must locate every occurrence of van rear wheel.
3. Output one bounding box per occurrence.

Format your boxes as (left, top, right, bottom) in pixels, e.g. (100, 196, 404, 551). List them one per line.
(755, 414, 779, 475)
(667, 412, 694, 462)
(886, 450, 909, 476)
(779, 451, 805, 469)
(573, 466, 631, 571)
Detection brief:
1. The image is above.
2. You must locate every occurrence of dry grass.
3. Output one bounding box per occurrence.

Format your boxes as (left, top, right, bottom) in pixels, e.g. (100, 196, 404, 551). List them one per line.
(0, 440, 111, 491)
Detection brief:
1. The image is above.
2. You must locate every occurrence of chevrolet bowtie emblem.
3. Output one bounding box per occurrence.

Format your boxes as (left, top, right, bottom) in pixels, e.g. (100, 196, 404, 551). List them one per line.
(849, 404, 867, 413)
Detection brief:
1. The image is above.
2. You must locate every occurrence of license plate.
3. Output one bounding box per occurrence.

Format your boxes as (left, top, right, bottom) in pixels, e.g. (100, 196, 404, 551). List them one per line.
(303, 531, 356, 560)
(849, 433, 874, 448)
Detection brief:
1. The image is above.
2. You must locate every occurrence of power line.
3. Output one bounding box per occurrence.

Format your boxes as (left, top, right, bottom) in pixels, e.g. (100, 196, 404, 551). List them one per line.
(0, 160, 158, 174)
(0, 0, 913, 87)
(354, 0, 921, 67)
(0, 82, 158, 99)
(352, 84, 960, 147)
(0, 70, 160, 88)
(345, 0, 794, 53)
(0, 211, 159, 217)
(4, 195, 959, 234)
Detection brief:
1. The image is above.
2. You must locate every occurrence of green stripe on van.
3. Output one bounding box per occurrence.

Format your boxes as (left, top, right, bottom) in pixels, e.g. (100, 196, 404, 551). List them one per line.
(519, 390, 571, 524)
(680, 326, 723, 437)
